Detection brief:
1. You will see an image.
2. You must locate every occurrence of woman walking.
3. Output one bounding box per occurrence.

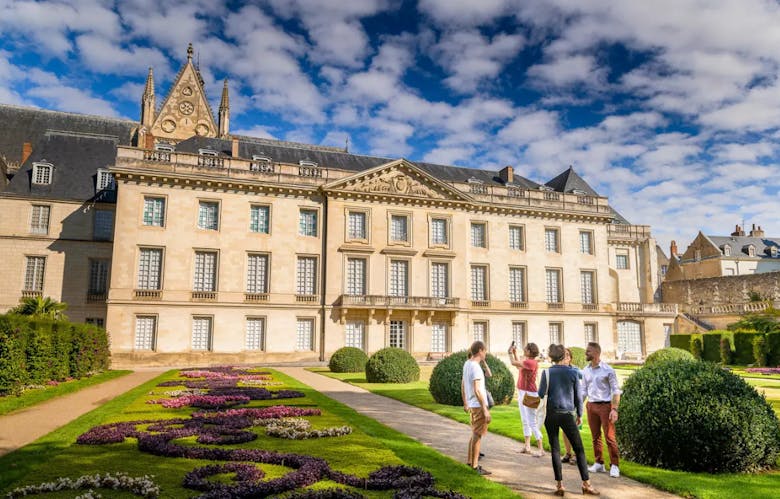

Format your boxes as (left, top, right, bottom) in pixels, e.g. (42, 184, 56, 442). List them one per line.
(538, 344, 599, 496)
(509, 342, 543, 456)
(561, 347, 584, 465)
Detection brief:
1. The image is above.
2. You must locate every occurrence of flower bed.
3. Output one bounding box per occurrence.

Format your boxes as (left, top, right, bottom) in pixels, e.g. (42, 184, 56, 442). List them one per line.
(5, 472, 160, 498)
(745, 367, 780, 375)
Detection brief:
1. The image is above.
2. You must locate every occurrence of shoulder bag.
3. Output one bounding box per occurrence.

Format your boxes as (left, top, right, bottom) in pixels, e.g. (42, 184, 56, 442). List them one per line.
(535, 369, 550, 423)
(521, 368, 541, 408)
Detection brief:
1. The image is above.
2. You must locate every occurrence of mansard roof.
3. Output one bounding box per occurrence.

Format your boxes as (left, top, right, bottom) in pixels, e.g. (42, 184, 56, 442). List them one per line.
(708, 235, 780, 258)
(545, 165, 600, 196)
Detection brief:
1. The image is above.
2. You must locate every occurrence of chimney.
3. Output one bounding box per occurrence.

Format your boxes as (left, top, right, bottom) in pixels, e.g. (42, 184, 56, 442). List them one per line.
(749, 224, 765, 238)
(231, 138, 239, 158)
(670, 240, 678, 258)
(731, 224, 745, 237)
(499, 165, 514, 184)
(21, 142, 32, 164)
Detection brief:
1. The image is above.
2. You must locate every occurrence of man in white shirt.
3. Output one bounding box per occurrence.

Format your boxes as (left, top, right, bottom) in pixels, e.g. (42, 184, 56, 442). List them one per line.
(583, 342, 622, 478)
(461, 340, 492, 475)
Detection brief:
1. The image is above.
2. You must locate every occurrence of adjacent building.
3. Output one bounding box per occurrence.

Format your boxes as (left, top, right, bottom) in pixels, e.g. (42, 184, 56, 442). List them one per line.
(0, 46, 676, 367)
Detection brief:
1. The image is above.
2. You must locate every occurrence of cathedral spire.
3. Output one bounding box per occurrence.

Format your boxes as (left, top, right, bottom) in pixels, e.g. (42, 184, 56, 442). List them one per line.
(218, 78, 230, 138)
(140, 67, 156, 128)
(187, 42, 194, 62)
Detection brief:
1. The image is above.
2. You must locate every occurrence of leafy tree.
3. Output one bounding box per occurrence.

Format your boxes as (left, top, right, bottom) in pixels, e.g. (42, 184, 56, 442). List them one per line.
(11, 296, 68, 320)
(728, 307, 780, 335)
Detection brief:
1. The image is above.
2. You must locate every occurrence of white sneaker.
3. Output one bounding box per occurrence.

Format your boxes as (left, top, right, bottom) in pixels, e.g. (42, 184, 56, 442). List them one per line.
(610, 465, 620, 478)
(588, 463, 606, 473)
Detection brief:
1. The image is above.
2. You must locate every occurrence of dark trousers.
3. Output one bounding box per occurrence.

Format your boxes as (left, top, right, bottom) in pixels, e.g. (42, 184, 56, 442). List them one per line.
(544, 411, 590, 482)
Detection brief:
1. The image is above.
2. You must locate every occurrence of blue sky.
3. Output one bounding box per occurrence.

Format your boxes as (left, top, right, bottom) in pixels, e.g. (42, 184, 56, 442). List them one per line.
(2, 0, 780, 253)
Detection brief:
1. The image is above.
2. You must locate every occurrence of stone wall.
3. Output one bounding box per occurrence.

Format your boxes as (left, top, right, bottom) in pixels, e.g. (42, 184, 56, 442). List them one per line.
(661, 271, 780, 307)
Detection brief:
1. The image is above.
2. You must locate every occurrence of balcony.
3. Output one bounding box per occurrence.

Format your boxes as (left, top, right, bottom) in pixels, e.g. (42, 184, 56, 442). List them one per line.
(134, 289, 161, 300)
(616, 302, 678, 315)
(510, 301, 528, 309)
(547, 302, 564, 310)
(582, 303, 598, 312)
(198, 155, 225, 168)
(607, 224, 652, 241)
(296, 294, 319, 303)
(21, 290, 43, 299)
(338, 295, 459, 309)
(191, 291, 217, 302)
(244, 292, 269, 303)
(86, 292, 107, 302)
(471, 300, 491, 308)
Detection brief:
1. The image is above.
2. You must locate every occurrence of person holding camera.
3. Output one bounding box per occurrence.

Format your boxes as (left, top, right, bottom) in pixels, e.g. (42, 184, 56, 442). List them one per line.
(509, 341, 543, 457)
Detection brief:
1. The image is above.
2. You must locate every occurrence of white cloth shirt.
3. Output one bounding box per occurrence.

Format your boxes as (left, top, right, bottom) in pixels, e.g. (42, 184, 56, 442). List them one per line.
(583, 361, 622, 402)
(463, 359, 486, 408)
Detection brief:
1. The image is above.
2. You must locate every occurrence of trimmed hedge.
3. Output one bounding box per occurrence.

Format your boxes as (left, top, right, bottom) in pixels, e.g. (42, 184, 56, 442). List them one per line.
(328, 347, 368, 373)
(0, 314, 110, 394)
(669, 334, 692, 351)
(733, 331, 761, 365)
(365, 348, 420, 383)
(702, 333, 723, 363)
(617, 359, 780, 473)
(768, 333, 780, 367)
(644, 347, 695, 366)
(428, 351, 514, 406)
(691, 336, 703, 360)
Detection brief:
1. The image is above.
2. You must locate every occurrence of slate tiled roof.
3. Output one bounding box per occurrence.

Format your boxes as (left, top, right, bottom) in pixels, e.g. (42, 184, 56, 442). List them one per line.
(545, 166, 600, 196)
(708, 235, 780, 258)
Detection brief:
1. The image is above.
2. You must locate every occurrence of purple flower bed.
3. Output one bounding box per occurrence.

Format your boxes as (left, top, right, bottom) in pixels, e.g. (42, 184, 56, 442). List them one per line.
(745, 367, 780, 375)
(149, 394, 251, 409)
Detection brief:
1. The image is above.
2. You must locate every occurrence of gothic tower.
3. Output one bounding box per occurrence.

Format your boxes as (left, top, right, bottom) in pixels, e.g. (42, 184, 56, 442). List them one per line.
(218, 79, 230, 138)
(140, 67, 155, 128)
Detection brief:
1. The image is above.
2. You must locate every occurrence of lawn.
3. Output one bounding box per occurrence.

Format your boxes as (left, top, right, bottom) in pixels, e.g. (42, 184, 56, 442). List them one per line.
(314, 366, 780, 499)
(0, 370, 131, 415)
(0, 367, 518, 498)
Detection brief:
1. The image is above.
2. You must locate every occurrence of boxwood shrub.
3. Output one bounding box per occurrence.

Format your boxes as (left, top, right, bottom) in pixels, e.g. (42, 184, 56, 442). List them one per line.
(428, 351, 514, 406)
(733, 331, 761, 365)
(669, 334, 692, 352)
(720, 336, 732, 365)
(617, 359, 780, 472)
(328, 347, 368, 373)
(702, 332, 725, 362)
(0, 317, 28, 394)
(644, 347, 695, 366)
(767, 332, 780, 367)
(691, 336, 703, 360)
(365, 347, 420, 383)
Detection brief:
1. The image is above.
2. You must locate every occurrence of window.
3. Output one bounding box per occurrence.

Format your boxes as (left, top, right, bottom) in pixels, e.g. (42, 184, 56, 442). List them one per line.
(579, 231, 593, 254)
(389, 260, 409, 297)
(30, 205, 50, 234)
(545, 228, 559, 252)
(346, 258, 366, 295)
(32, 162, 53, 185)
(137, 248, 163, 289)
(509, 266, 526, 303)
(199, 149, 218, 156)
(509, 225, 524, 250)
(470, 265, 488, 301)
(723, 245, 731, 256)
(251, 155, 274, 172)
(246, 253, 269, 294)
(747, 245, 756, 257)
(192, 317, 213, 351)
(345, 321, 365, 350)
(472, 321, 487, 343)
(580, 271, 595, 304)
(246, 318, 265, 350)
(155, 143, 174, 152)
(430, 262, 449, 298)
(24, 256, 45, 291)
(431, 322, 448, 353)
(299, 209, 318, 237)
(389, 320, 406, 349)
(471, 222, 487, 248)
(86, 317, 104, 328)
(96, 168, 115, 191)
(512, 321, 526, 346)
(549, 322, 562, 344)
(545, 268, 562, 303)
(93, 210, 113, 240)
(143, 197, 165, 227)
(694, 249, 702, 262)
(250, 205, 270, 234)
(198, 201, 219, 230)
(347, 211, 367, 240)
(617, 320, 642, 354)
(193, 251, 217, 292)
(584, 323, 597, 343)
(296, 318, 314, 350)
(134, 316, 157, 350)
(390, 214, 409, 242)
(616, 252, 629, 269)
(89, 259, 109, 294)
(430, 218, 448, 245)
(296, 257, 317, 295)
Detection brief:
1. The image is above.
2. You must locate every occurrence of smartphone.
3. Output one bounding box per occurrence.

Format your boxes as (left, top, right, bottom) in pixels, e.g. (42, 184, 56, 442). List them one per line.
(510, 341, 516, 348)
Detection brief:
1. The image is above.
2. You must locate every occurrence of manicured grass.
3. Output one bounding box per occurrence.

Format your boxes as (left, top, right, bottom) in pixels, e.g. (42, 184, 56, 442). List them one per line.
(0, 370, 131, 416)
(315, 366, 780, 499)
(0, 368, 517, 498)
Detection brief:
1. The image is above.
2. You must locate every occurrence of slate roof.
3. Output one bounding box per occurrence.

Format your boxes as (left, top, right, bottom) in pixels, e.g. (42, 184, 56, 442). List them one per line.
(708, 235, 780, 258)
(545, 166, 600, 196)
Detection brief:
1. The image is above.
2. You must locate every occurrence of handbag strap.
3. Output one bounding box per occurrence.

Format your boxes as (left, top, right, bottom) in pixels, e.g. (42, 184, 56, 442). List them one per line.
(542, 369, 550, 397)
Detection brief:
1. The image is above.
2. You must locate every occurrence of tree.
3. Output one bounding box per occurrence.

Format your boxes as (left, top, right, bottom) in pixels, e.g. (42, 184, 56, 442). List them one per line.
(728, 307, 780, 335)
(11, 296, 68, 320)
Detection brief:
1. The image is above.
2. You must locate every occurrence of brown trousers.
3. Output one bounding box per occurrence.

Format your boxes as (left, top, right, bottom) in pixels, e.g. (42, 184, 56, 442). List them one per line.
(586, 402, 620, 466)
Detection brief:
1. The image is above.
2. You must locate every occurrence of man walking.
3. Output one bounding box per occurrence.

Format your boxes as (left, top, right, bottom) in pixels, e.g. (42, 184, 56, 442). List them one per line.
(583, 342, 622, 478)
(462, 340, 491, 475)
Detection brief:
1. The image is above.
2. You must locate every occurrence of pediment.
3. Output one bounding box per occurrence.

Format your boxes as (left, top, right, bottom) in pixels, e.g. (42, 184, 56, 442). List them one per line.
(151, 61, 217, 141)
(323, 160, 472, 202)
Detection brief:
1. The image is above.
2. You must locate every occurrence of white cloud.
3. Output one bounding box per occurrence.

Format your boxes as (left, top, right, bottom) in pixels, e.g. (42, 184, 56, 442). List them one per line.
(76, 35, 171, 77)
(232, 125, 277, 139)
(527, 54, 605, 88)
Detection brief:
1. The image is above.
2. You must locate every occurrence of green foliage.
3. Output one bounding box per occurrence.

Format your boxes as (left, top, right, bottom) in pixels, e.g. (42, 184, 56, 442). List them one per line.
(747, 290, 765, 302)
(0, 317, 28, 395)
(568, 346, 587, 368)
(767, 332, 780, 367)
(702, 332, 725, 362)
(617, 360, 780, 473)
(10, 296, 68, 320)
(328, 347, 368, 373)
(752, 335, 769, 368)
(720, 336, 732, 365)
(669, 334, 692, 352)
(728, 308, 780, 334)
(644, 347, 695, 366)
(733, 331, 761, 365)
(24, 326, 54, 384)
(365, 347, 420, 383)
(428, 351, 514, 406)
(691, 336, 703, 360)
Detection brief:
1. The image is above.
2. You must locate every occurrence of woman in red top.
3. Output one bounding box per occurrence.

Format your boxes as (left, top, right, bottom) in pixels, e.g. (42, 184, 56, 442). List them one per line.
(510, 342, 543, 456)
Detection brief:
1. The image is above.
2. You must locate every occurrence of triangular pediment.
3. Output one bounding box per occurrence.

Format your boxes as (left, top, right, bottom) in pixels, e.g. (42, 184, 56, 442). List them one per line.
(151, 60, 217, 141)
(323, 159, 473, 202)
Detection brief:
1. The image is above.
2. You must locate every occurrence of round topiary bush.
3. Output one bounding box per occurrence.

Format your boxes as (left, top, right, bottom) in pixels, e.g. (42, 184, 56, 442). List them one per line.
(328, 347, 369, 373)
(365, 348, 420, 383)
(617, 359, 780, 472)
(644, 347, 695, 366)
(568, 346, 587, 368)
(428, 351, 514, 406)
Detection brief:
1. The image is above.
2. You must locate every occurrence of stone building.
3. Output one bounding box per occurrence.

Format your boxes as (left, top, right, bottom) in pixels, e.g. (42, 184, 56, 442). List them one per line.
(0, 47, 676, 367)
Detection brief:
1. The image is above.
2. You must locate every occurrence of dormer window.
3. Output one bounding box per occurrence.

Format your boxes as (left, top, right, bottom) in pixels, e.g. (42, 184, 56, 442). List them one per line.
(250, 155, 274, 173)
(468, 177, 483, 184)
(572, 189, 587, 195)
(32, 162, 53, 185)
(199, 149, 218, 156)
(770, 247, 778, 258)
(539, 185, 553, 191)
(722, 245, 731, 256)
(155, 144, 174, 152)
(745, 244, 756, 257)
(468, 177, 488, 194)
(299, 160, 321, 177)
(96, 168, 115, 191)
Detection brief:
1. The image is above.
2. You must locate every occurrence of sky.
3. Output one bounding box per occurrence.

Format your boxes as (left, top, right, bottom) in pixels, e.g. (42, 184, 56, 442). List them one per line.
(2, 0, 780, 253)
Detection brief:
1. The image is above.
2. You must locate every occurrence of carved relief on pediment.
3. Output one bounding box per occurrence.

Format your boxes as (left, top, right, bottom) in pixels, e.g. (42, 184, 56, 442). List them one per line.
(349, 170, 446, 199)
